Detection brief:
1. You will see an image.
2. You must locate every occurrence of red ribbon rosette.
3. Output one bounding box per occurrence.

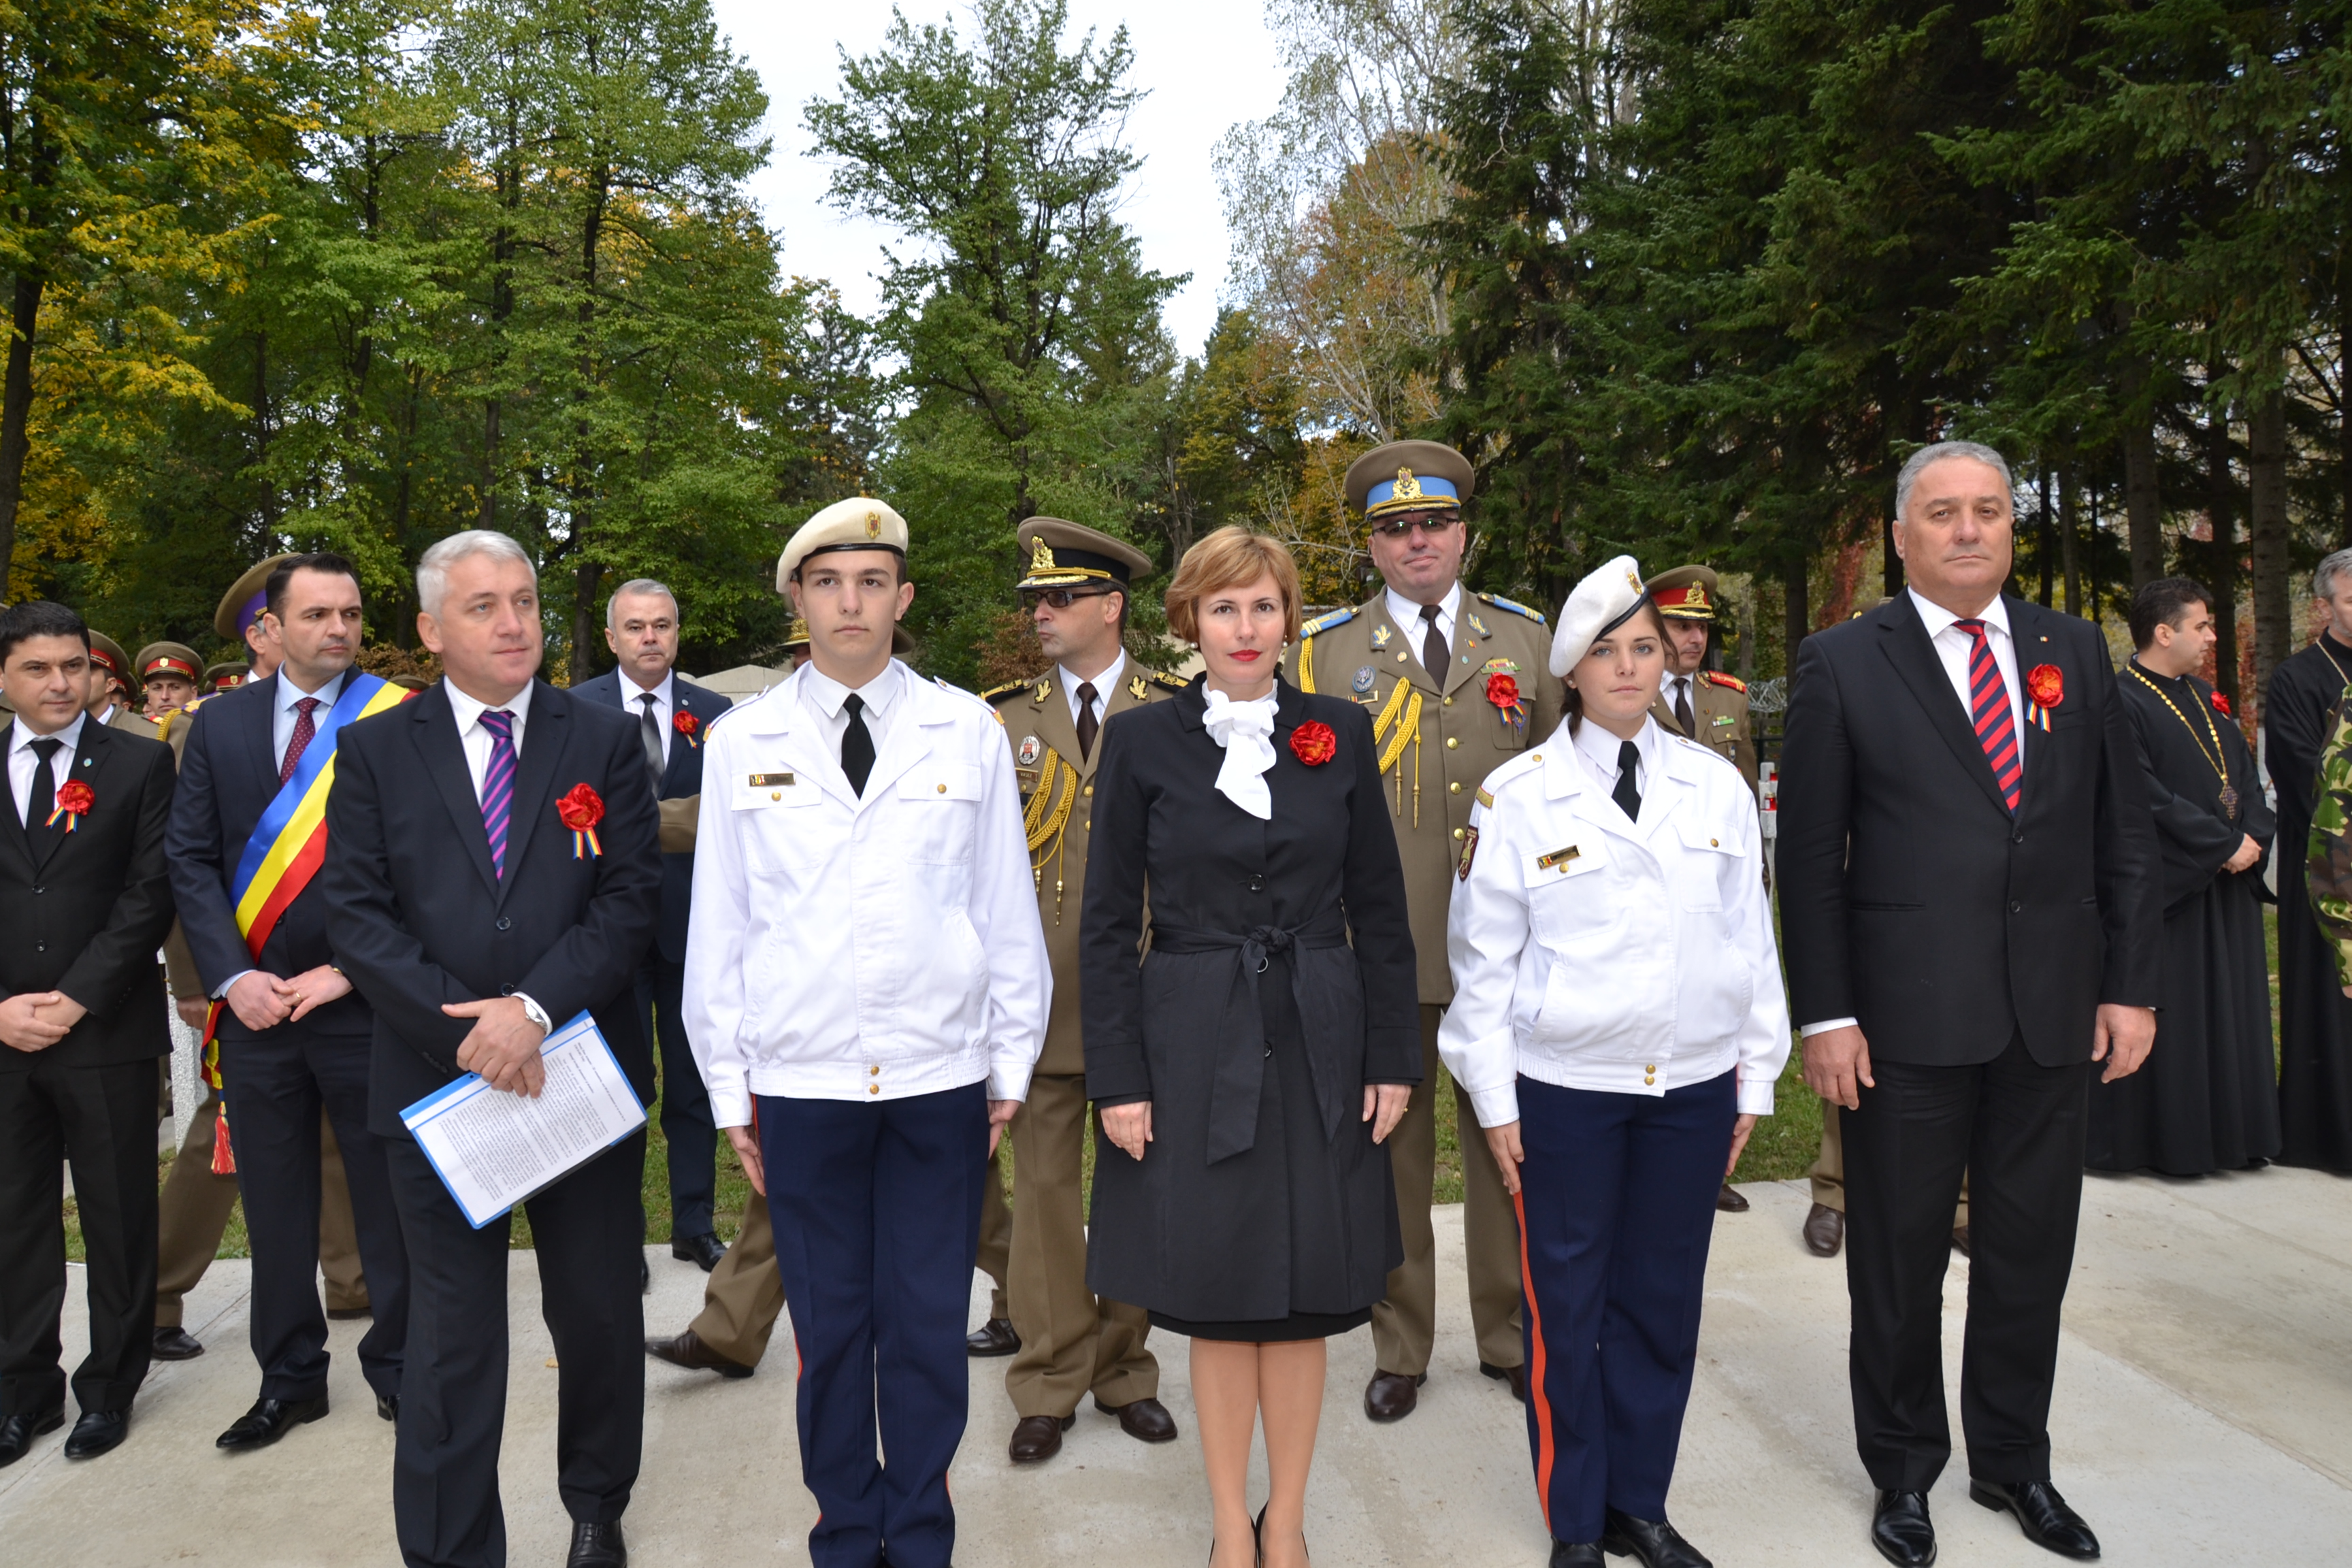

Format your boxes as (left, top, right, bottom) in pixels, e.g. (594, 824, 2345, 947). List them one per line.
(1289, 720, 1337, 766)
(672, 710, 700, 749)
(557, 783, 606, 860)
(47, 779, 93, 832)
(1484, 670, 1529, 734)
(2026, 664, 2064, 710)
(2210, 689, 2232, 718)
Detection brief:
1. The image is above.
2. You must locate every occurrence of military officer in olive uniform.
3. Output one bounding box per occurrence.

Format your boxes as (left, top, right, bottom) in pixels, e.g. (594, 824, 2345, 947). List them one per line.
(1644, 565, 1758, 791)
(1283, 439, 1563, 1422)
(983, 517, 1186, 1463)
(135, 642, 203, 719)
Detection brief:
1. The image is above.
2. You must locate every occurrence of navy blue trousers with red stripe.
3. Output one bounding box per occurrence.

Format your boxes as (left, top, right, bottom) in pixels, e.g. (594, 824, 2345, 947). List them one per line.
(758, 1082, 990, 1568)
(1516, 1071, 1735, 1544)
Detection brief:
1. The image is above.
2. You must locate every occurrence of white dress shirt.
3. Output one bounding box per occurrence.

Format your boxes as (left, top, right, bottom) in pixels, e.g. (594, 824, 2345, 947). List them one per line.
(1060, 651, 1125, 731)
(1571, 713, 1658, 812)
(1799, 589, 2024, 1038)
(1387, 583, 1463, 668)
(9, 711, 86, 826)
(798, 658, 904, 775)
(272, 668, 348, 776)
(444, 678, 535, 802)
(620, 668, 676, 768)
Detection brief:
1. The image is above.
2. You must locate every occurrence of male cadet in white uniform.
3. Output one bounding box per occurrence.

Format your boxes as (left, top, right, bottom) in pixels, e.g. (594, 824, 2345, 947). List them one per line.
(1284, 438, 1563, 1422)
(685, 497, 1048, 1568)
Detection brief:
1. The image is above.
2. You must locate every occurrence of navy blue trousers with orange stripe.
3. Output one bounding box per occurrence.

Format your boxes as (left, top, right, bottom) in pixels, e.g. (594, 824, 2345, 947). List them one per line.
(1516, 1071, 1735, 1544)
(759, 1082, 990, 1568)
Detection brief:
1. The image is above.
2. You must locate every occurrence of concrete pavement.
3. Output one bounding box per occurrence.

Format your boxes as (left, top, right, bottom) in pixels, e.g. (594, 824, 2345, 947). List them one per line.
(5, 1166, 2349, 1564)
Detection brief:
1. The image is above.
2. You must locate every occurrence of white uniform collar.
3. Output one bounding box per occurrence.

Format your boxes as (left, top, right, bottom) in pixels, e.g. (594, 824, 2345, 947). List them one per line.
(802, 657, 903, 721)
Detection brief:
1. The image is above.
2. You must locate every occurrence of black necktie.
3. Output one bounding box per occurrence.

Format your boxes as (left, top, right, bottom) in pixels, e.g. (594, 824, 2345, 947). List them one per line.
(637, 692, 664, 787)
(1673, 676, 1695, 738)
(841, 693, 875, 797)
(1075, 681, 1099, 760)
(23, 736, 63, 850)
(1420, 603, 1448, 680)
(1612, 739, 1642, 821)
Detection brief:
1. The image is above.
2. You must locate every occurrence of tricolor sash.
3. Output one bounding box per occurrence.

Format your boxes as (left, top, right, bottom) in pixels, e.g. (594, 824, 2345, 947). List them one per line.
(201, 671, 412, 1171)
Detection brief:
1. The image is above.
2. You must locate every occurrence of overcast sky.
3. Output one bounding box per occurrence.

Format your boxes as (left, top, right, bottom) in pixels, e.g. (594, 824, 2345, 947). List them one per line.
(706, 0, 1292, 361)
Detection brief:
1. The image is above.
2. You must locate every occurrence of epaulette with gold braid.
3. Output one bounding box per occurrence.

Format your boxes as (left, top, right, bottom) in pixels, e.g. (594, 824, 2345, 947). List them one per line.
(981, 679, 1035, 704)
(1147, 669, 1188, 689)
(1701, 670, 1747, 693)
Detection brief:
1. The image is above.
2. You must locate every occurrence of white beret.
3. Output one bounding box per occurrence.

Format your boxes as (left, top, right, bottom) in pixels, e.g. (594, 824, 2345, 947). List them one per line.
(1548, 554, 1650, 677)
(776, 497, 910, 591)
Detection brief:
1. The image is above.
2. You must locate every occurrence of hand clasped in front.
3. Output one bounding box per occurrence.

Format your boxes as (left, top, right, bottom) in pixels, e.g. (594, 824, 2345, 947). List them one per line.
(444, 995, 549, 1096)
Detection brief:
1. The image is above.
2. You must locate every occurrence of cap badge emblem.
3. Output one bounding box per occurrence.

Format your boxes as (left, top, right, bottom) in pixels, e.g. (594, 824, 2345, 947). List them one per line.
(865, 509, 881, 539)
(1392, 466, 1423, 502)
(1030, 540, 1057, 574)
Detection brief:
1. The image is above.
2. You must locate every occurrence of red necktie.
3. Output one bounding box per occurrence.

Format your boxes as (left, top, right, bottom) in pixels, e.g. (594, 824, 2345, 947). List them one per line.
(280, 698, 320, 785)
(1955, 619, 2021, 813)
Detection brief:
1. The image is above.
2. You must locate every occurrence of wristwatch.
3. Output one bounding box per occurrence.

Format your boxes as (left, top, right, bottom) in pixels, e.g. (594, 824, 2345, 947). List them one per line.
(513, 992, 553, 1036)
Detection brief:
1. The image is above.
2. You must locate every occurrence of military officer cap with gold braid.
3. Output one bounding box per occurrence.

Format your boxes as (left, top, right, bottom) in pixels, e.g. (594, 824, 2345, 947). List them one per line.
(134, 640, 203, 685)
(86, 632, 132, 691)
(1015, 517, 1155, 593)
(1644, 564, 1721, 622)
(775, 497, 910, 590)
(1343, 439, 1476, 521)
(216, 553, 297, 643)
(203, 660, 250, 692)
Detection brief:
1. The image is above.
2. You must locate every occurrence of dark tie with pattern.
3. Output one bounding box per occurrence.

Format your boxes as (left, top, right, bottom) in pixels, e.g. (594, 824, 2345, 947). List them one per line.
(1420, 602, 1448, 680)
(841, 693, 875, 797)
(1955, 619, 2022, 813)
(24, 736, 62, 849)
(478, 709, 518, 876)
(281, 697, 321, 785)
(1612, 738, 1642, 821)
(1673, 676, 1695, 738)
(637, 691, 664, 787)
(1075, 681, 1099, 760)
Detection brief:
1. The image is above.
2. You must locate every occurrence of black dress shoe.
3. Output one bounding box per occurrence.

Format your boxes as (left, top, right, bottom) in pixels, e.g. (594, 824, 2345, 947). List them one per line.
(1715, 1181, 1750, 1212)
(1970, 1477, 2100, 1558)
(325, 1303, 372, 1321)
(638, 1253, 651, 1294)
(377, 1393, 399, 1422)
(1007, 1412, 1074, 1463)
(1363, 1369, 1425, 1421)
(63, 1408, 129, 1460)
(1550, 1543, 1605, 1567)
(0, 1406, 65, 1467)
(1950, 1225, 1972, 1258)
(1094, 1394, 1178, 1441)
(1870, 1489, 1936, 1567)
(1480, 1360, 1528, 1403)
(1602, 1508, 1712, 1568)
(1803, 1203, 1845, 1258)
(644, 1328, 755, 1379)
(965, 1317, 1020, 1357)
(670, 1231, 727, 1271)
(215, 1394, 329, 1451)
(151, 1325, 206, 1360)
(566, 1519, 627, 1567)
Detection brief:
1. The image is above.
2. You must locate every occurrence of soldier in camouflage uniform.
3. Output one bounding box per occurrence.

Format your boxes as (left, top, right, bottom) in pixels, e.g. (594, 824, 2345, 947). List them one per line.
(1283, 440, 1563, 1422)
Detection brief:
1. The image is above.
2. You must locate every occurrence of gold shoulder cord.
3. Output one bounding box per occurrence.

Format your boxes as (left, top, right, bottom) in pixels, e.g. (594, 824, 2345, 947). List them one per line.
(1023, 750, 1079, 922)
(2125, 663, 2234, 806)
(1371, 678, 1424, 825)
(1298, 634, 1316, 693)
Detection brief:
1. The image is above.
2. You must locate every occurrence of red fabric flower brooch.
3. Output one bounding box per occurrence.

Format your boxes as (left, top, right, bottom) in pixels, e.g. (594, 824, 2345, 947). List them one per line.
(2026, 664, 2064, 708)
(1484, 670, 1529, 736)
(1289, 720, 1337, 766)
(47, 779, 93, 832)
(557, 783, 606, 859)
(672, 710, 700, 749)
(2210, 689, 2232, 718)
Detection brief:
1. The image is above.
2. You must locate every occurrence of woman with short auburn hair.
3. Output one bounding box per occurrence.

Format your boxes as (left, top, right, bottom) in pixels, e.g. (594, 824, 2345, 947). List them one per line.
(1083, 526, 1418, 1568)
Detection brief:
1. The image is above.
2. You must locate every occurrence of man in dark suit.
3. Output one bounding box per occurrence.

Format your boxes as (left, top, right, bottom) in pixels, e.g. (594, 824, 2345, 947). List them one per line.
(323, 530, 660, 1568)
(572, 578, 729, 1270)
(167, 552, 412, 1451)
(0, 602, 179, 1467)
(1778, 441, 2161, 1567)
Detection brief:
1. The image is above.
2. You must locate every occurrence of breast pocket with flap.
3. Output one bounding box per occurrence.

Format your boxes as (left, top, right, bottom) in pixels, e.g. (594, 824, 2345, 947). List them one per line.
(899, 760, 983, 864)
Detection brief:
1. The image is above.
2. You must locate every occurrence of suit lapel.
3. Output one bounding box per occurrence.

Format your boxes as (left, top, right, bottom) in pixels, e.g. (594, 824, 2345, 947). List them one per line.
(411, 685, 501, 898)
(30, 721, 110, 875)
(1442, 598, 1490, 698)
(500, 681, 568, 893)
(2006, 597, 2061, 796)
(1875, 595, 2012, 818)
(1368, 600, 1441, 698)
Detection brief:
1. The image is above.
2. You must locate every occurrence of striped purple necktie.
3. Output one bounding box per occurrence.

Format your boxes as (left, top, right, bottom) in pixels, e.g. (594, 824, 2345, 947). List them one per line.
(478, 708, 518, 876)
(1955, 619, 2021, 813)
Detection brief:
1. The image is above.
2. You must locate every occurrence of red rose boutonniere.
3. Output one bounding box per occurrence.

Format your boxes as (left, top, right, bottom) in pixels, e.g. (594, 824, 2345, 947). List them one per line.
(2026, 664, 2064, 710)
(672, 710, 700, 749)
(1484, 670, 1529, 735)
(1289, 720, 1337, 766)
(47, 779, 93, 832)
(2210, 689, 2232, 718)
(557, 783, 606, 859)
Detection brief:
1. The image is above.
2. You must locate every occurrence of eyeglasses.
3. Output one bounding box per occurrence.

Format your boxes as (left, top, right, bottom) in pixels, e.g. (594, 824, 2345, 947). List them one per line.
(1022, 588, 1117, 610)
(1367, 514, 1463, 540)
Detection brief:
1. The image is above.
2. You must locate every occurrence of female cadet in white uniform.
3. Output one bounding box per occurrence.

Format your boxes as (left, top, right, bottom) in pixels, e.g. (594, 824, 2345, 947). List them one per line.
(1439, 556, 1789, 1568)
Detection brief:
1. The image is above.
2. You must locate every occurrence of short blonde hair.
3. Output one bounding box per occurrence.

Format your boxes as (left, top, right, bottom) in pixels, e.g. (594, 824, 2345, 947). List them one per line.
(1164, 527, 1303, 644)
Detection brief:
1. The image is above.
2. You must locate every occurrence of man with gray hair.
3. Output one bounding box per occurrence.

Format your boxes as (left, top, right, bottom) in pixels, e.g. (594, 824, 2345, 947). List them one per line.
(572, 578, 733, 1269)
(324, 527, 662, 1568)
(2261, 548, 2352, 1171)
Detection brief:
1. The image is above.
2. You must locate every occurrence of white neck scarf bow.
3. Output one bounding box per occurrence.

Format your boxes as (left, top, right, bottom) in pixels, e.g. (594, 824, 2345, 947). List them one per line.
(1200, 687, 1279, 820)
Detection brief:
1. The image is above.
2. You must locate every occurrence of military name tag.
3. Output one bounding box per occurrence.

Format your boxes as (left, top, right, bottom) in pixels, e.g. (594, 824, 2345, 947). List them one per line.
(1535, 845, 1581, 872)
(748, 772, 794, 787)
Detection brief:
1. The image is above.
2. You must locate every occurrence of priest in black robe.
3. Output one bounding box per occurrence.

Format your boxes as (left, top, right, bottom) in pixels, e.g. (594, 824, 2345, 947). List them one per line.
(2261, 551, 2352, 1172)
(2093, 578, 2279, 1173)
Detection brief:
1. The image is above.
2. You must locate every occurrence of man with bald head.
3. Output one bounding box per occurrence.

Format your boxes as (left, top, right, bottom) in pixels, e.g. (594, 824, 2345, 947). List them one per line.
(1778, 441, 2159, 1566)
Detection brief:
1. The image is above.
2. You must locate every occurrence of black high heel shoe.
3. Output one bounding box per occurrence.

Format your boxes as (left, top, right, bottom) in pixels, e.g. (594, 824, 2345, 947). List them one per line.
(1255, 1505, 1307, 1566)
